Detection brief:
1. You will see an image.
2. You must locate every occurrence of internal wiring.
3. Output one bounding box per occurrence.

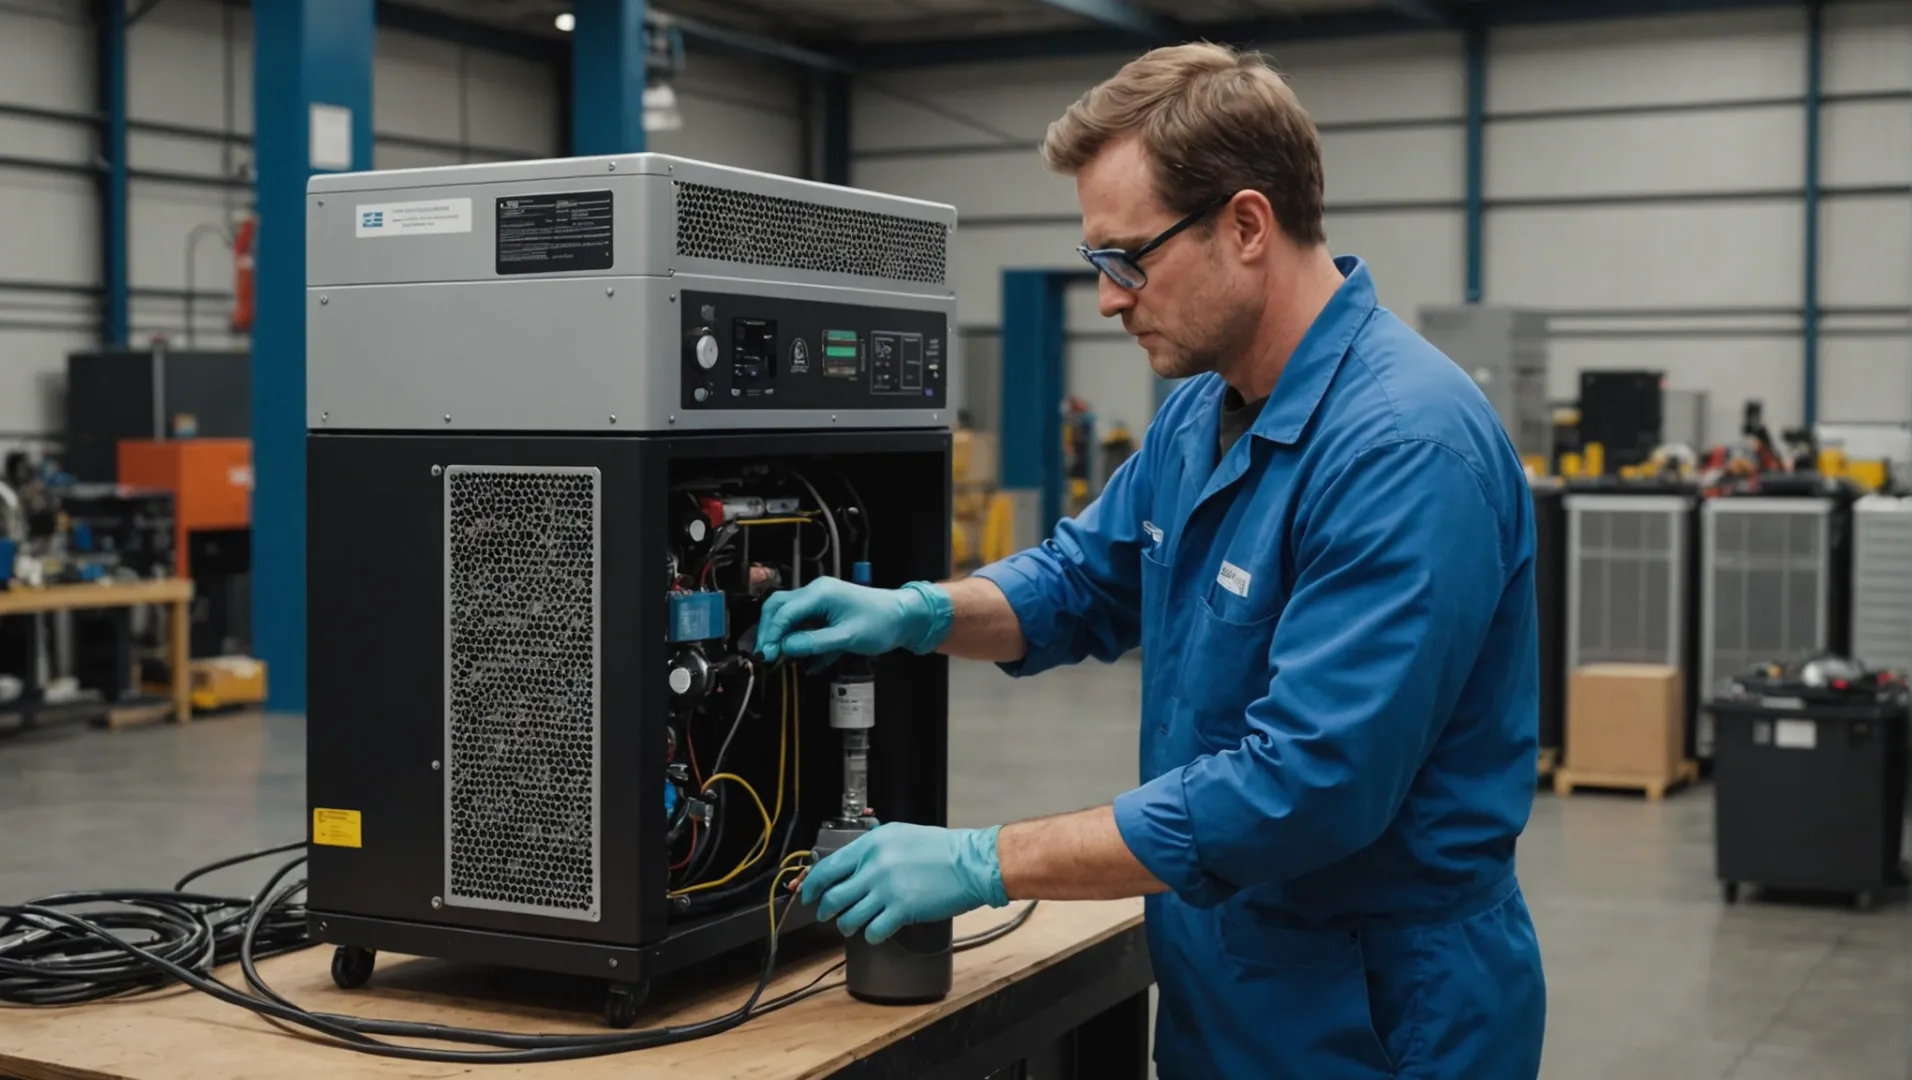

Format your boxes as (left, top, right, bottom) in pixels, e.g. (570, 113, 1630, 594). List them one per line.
(709, 664, 757, 778)
(671, 772, 773, 896)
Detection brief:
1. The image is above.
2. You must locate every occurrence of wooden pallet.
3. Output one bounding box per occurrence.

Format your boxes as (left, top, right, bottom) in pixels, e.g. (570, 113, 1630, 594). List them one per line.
(1536, 747, 1560, 782)
(1553, 759, 1698, 801)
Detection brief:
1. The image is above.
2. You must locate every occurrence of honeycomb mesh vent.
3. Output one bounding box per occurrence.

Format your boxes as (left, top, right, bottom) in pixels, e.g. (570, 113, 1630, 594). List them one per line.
(674, 182, 947, 284)
(444, 465, 600, 921)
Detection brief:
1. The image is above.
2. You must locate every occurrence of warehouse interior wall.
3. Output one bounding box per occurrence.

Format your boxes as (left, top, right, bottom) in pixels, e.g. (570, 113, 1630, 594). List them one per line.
(852, 1, 1912, 458)
(0, 0, 806, 450)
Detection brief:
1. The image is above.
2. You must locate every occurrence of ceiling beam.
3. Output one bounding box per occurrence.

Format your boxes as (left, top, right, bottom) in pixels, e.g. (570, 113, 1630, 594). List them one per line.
(1035, 0, 1177, 38)
(1375, 0, 1448, 24)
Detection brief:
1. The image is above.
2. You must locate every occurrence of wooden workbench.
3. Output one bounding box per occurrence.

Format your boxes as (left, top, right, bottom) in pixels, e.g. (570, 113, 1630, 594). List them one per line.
(0, 899, 1151, 1080)
(0, 578, 194, 727)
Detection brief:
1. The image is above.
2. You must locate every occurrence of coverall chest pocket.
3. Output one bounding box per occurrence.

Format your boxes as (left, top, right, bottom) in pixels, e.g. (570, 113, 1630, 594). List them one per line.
(1176, 593, 1277, 738)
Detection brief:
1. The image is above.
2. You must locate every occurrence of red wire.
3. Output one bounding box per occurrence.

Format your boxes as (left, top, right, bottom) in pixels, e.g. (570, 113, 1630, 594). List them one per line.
(670, 818, 698, 872)
(686, 725, 703, 789)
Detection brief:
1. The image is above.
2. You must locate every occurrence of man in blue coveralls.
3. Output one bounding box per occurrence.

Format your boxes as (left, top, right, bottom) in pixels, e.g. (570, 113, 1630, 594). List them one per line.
(756, 42, 1546, 1079)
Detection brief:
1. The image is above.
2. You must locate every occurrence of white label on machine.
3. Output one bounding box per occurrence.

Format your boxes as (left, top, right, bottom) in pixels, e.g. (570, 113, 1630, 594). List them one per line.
(355, 197, 474, 238)
(1774, 719, 1817, 750)
(830, 681, 875, 729)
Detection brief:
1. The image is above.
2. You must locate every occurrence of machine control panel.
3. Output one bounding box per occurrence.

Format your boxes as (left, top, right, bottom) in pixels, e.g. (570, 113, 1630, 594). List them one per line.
(680, 291, 947, 412)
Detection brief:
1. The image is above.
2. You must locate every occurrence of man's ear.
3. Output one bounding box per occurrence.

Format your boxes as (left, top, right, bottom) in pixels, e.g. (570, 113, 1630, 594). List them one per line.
(1226, 191, 1278, 264)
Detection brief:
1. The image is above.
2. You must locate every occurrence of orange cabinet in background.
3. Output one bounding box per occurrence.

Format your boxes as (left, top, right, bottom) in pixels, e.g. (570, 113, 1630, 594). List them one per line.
(116, 439, 252, 578)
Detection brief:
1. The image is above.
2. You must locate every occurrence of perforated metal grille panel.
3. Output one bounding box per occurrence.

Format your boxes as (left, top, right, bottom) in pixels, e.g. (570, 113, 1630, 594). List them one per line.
(1704, 502, 1829, 697)
(674, 182, 948, 284)
(1851, 499, 1912, 671)
(1569, 505, 1682, 666)
(443, 465, 600, 922)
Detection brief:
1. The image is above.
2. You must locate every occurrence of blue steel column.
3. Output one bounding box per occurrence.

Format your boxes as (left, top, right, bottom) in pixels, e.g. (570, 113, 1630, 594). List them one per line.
(1802, 0, 1823, 426)
(253, 1, 375, 713)
(1463, 23, 1486, 304)
(99, 0, 129, 346)
(1002, 271, 1068, 536)
(571, 0, 648, 155)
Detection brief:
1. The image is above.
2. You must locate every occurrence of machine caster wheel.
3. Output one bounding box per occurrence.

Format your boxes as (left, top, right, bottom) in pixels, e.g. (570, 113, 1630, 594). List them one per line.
(604, 980, 650, 1029)
(1720, 881, 1740, 905)
(1854, 891, 1875, 912)
(330, 946, 376, 990)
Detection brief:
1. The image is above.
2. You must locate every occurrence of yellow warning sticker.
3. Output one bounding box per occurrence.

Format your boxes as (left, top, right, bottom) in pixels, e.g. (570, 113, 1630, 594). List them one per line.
(312, 808, 362, 848)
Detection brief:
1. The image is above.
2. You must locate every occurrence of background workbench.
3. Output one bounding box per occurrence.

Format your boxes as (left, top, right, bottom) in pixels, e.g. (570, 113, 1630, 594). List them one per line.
(0, 579, 194, 730)
(0, 898, 1151, 1080)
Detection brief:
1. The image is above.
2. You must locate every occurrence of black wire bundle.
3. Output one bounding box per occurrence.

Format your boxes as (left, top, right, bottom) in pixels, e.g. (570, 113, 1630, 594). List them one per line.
(0, 840, 310, 1005)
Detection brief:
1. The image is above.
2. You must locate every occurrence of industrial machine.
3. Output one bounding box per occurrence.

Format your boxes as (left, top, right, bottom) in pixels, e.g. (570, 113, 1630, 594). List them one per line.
(117, 438, 254, 666)
(1578, 370, 1663, 470)
(1850, 495, 1912, 678)
(1563, 484, 1704, 757)
(1421, 306, 1551, 470)
(303, 154, 957, 1026)
(63, 346, 249, 484)
(1699, 485, 1855, 758)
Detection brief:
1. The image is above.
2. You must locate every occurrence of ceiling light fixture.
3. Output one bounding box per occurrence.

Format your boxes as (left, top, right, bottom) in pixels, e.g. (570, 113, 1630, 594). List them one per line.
(555, 12, 575, 32)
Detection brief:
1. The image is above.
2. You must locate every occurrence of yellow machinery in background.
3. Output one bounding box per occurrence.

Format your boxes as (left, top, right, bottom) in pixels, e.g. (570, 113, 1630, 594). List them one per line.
(952, 428, 1014, 574)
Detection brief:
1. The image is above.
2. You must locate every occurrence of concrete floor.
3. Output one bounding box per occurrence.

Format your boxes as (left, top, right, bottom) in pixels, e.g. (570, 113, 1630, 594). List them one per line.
(2, 657, 1907, 1079)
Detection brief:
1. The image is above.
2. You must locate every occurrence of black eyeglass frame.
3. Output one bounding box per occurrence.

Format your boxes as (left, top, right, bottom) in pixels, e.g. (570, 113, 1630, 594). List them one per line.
(1076, 194, 1233, 289)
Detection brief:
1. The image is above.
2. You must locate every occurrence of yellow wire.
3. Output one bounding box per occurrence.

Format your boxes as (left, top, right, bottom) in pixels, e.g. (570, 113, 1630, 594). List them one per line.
(668, 772, 771, 896)
(734, 516, 815, 526)
(770, 849, 815, 936)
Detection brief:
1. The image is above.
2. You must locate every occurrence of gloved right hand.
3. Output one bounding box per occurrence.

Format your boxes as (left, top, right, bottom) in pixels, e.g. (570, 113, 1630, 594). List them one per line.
(755, 578, 952, 665)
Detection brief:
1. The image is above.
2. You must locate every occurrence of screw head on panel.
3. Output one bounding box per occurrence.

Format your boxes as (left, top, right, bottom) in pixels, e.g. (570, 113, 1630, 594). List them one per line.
(431, 896, 443, 910)
(319, 295, 328, 305)
(608, 958, 619, 969)
(607, 161, 617, 171)
(316, 198, 324, 207)
(319, 920, 329, 931)
(666, 269, 675, 277)
(320, 412, 329, 422)
(431, 758, 441, 770)
(668, 414, 677, 424)
(669, 294, 677, 304)
(443, 415, 452, 424)
(831, 414, 839, 423)
(606, 286, 615, 297)
(431, 465, 442, 477)
(609, 415, 618, 425)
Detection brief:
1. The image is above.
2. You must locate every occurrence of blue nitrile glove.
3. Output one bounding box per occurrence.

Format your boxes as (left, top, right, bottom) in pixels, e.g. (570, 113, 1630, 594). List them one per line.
(755, 578, 952, 665)
(800, 823, 1007, 945)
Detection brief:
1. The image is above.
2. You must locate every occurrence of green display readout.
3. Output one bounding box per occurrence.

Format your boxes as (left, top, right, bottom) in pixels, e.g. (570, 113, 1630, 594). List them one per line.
(824, 345, 859, 358)
(825, 330, 858, 342)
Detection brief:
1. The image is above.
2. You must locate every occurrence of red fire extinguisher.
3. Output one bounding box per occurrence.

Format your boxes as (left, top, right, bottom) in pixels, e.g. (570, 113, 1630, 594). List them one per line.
(230, 215, 256, 333)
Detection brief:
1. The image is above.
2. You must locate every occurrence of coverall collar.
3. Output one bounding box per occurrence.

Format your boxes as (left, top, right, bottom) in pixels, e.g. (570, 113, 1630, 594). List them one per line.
(1248, 253, 1377, 447)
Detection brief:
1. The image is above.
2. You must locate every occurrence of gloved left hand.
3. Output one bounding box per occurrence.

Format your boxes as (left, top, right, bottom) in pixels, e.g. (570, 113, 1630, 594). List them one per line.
(800, 823, 1008, 945)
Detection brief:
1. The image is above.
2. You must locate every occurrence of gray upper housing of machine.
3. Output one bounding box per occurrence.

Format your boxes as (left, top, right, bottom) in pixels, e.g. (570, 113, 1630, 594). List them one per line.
(305, 153, 959, 433)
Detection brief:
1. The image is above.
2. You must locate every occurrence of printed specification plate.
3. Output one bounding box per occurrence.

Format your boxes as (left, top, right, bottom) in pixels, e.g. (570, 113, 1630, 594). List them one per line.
(496, 190, 614, 275)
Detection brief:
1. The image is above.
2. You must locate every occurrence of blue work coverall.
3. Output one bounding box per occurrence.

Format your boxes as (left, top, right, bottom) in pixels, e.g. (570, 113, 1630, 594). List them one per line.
(972, 257, 1547, 1079)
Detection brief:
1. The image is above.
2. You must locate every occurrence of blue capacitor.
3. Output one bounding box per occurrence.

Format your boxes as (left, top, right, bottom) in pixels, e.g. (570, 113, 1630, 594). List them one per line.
(668, 591, 727, 643)
(852, 560, 872, 585)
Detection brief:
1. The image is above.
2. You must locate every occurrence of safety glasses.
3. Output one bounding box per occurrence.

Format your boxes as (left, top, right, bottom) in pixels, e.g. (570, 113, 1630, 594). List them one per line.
(1076, 195, 1232, 290)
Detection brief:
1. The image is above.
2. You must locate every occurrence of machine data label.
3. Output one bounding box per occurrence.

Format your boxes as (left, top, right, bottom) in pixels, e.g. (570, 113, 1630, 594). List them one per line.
(312, 807, 363, 848)
(496, 190, 613, 275)
(355, 197, 472, 238)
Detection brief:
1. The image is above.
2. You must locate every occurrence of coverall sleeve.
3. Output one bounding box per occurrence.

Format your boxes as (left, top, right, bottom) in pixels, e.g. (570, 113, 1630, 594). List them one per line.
(969, 437, 1156, 676)
(1112, 437, 1508, 905)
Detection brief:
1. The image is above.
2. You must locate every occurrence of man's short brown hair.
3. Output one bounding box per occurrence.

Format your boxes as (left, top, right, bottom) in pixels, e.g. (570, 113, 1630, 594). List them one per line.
(1042, 42, 1326, 247)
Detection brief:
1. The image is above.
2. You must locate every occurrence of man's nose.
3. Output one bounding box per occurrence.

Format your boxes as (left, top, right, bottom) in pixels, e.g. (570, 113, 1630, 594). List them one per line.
(1097, 274, 1134, 319)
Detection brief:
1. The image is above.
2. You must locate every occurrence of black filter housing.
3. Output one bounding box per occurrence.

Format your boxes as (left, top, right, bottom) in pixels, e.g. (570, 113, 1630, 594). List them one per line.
(305, 428, 951, 986)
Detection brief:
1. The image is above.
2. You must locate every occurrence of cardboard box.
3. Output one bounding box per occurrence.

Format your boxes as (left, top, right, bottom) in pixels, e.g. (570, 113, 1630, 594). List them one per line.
(1566, 663, 1684, 778)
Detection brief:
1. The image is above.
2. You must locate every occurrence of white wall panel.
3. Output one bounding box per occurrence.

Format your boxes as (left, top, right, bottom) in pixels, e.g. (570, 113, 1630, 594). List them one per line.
(130, 182, 239, 294)
(0, 117, 91, 163)
(1485, 202, 1802, 310)
(1819, 195, 1912, 310)
(1266, 34, 1466, 126)
(1489, 9, 1805, 112)
(855, 150, 1072, 220)
(1328, 211, 1465, 327)
(854, 56, 1139, 153)
(649, 52, 804, 177)
(1486, 108, 1802, 198)
(1548, 336, 1802, 441)
(0, 170, 96, 284)
(950, 223, 1083, 328)
(1823, 0, 1912, 95)
(463, 49, 557, 157)
(373, 143, 463, 172)
(0, 328, 92, 436)
(1066, 333, 1157, 440)
(1821, 99, 1912, 188)
(129, 0, 252, 134)
(375, 30, 462, 143)
(1323, 127, 1465, 204)
(0, 3, 91, 112)
(1820, 335, 1912, 423)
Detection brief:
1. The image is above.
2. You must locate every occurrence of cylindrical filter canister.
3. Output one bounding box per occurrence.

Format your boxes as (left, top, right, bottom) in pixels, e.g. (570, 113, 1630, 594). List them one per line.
(830, 671, 875, 729)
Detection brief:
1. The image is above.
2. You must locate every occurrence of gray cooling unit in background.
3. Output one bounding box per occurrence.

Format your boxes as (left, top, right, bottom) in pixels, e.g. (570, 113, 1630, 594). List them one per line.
(1699, 496, 1848, 757)
(1850, 495, 1912, 675)
(1420, 306, 1551, 465)
(1565, 494, 1695, 671)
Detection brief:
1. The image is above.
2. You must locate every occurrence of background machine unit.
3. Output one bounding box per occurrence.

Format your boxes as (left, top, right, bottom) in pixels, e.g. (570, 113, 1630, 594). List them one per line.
(1578, 370, 1664, 470)
(1564, 489, 1703, 758)
(63, 346, 250, 483)
(304, 155, 958, 1025)
(1420, 306, 1551, 467)
(1849, 495, 1912, 678)
(1699, 493, 1853, 758)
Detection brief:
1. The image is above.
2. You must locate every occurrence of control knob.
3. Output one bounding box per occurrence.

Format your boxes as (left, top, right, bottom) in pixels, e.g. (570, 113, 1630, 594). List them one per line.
(693, 386, 710, 403)
(694, 331, 720, 370)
